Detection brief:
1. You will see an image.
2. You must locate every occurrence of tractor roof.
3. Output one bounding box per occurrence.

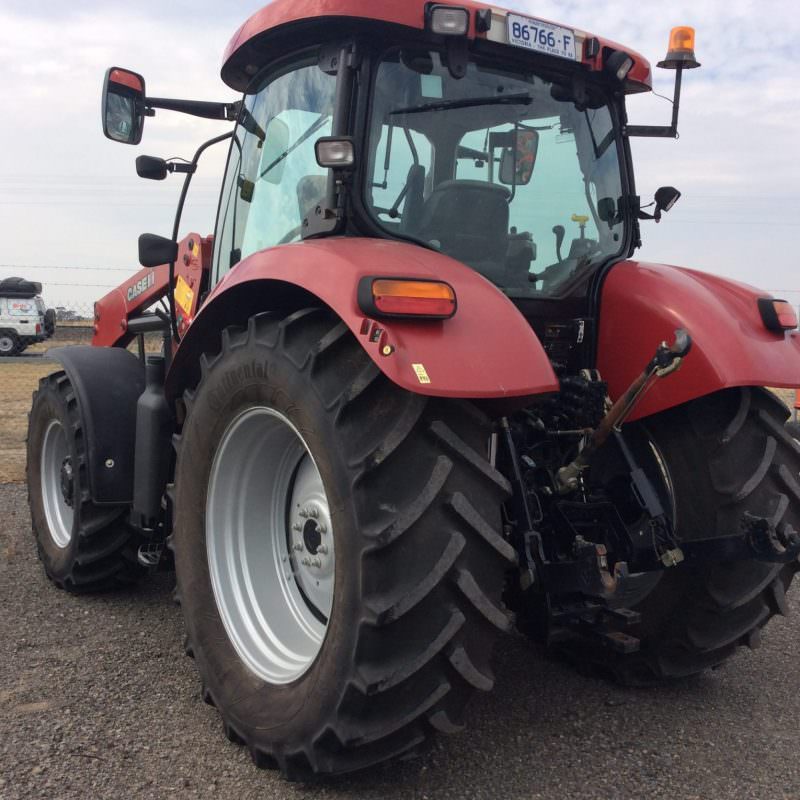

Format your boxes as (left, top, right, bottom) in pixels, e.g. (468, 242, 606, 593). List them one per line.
(221, 0, 652, 94)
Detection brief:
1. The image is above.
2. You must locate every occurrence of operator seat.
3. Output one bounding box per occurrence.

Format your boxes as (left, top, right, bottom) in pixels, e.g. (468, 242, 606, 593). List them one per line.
(410, 180, 510, 281)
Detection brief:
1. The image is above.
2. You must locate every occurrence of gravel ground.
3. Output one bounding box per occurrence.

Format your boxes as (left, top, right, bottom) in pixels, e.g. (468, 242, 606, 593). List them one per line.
(3, 481, 800, 800)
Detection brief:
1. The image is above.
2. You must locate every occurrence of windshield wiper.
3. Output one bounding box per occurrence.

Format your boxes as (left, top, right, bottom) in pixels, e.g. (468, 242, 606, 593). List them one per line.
(389, 93, 532, 116)
(259, 113, 331, 180)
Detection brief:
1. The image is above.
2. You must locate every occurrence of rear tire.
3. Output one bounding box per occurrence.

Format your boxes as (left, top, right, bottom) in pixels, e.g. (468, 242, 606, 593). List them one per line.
(27, 371, 145, 591)
(614, 388, 800, 683)
(173, 309, 514, 778)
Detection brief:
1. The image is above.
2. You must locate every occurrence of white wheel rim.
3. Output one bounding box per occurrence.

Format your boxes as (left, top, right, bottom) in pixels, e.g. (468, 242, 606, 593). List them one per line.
(40, 419, 74, 548)
(206, 407, 334, 684)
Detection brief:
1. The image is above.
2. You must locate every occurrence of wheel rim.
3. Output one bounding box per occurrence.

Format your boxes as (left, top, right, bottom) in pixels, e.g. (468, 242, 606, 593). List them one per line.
(206, 407, 334, 684)
(0, 336, 14, 354)
(40, 419, 74, 548)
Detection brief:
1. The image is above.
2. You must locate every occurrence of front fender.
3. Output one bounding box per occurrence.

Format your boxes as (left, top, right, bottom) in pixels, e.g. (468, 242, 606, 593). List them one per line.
(167, 238, 558, 401)
(598, 261, 800, 421)
(48, 346, 144, 505)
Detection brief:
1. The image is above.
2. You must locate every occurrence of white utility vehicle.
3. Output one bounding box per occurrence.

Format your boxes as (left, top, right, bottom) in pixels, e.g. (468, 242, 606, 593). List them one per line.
(0, 278, 55, 356)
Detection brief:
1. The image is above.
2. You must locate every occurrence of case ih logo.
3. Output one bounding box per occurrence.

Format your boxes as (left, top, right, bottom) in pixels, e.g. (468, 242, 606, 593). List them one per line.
(127, 273, 155, 302)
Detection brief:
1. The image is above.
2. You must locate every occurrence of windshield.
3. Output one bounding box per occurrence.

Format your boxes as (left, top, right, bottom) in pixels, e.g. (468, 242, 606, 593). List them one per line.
(365, 49, 626, 297)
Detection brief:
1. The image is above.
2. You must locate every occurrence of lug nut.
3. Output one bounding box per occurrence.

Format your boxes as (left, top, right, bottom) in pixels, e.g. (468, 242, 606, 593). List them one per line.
(301, 558, 311, 567)
(292, 523, 302, 532)
(319, 524, 327, 534)
(311, 558, 322, 568)
(309, 508, 319, 519)
(293, 543, 303, 552)
(317, 545, 328, 555)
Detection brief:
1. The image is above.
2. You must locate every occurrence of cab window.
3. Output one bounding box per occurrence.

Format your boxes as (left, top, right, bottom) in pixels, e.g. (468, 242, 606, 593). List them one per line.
(213, 59, 337, 284)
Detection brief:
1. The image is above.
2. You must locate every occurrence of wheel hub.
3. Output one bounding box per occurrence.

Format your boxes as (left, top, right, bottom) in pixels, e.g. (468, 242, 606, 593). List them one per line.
(60, 457, 74, 507)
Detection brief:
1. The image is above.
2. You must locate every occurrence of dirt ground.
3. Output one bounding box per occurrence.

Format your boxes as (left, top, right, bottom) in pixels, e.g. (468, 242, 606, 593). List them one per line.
(3, 480, 800, 799)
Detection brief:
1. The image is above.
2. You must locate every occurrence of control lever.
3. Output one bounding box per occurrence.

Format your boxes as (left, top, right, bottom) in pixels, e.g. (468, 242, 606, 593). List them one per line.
(555, 328, 692, 494)
(552, 224, 565, 262)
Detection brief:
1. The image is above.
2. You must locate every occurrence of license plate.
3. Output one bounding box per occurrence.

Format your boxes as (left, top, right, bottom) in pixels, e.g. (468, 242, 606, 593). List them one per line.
(506, 14, 578, 61)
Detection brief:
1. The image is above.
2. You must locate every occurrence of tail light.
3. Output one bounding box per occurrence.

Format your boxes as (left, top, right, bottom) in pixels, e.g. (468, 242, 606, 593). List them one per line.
(758, 298, 798, 332)
(36, 323, 42, 334)
(358, 277, 457, 319)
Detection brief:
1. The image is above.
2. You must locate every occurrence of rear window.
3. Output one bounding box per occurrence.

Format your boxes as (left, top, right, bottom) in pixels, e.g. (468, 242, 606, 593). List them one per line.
(7, 299, 37, 316)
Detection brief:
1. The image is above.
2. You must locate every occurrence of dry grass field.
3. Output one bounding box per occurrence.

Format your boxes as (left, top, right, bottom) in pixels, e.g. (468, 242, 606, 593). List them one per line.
(0, 362, 58, 482)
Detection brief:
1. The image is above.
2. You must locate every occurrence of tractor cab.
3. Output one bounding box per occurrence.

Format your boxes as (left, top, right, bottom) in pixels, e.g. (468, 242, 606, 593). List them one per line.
(209, 4, 650, 303)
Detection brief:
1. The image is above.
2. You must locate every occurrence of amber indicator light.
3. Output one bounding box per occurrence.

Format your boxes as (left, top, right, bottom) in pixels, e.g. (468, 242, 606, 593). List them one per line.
(758, 298, 798, 332)
(369, 279, 456, 318)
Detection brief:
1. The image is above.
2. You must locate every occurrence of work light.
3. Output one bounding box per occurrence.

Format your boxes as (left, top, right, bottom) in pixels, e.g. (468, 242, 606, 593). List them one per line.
(315, 137, 355, 169)
(426, 4, 470, 36)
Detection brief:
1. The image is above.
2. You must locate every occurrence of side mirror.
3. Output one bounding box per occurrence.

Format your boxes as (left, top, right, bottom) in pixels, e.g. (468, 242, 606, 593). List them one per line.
(102, 67, 146, 145)
(136, 155, 168, 181)
(654, 186, 681, 222)
(139, 233, 178, 268)
(499, 129, 539, 187)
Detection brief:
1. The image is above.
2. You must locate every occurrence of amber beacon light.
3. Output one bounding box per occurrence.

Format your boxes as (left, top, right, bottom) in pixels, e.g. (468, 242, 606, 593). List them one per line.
(657, 26, 701, 69)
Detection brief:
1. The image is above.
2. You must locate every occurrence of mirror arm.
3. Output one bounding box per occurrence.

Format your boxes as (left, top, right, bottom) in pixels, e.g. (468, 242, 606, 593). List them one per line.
(144, 96, 239, 122)
(164, 130, 234, 343)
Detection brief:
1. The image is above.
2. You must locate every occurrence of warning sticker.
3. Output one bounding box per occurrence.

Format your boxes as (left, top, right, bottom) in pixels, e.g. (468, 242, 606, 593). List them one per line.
(174, 276, 194, 317)
(412, 363, 431, 385)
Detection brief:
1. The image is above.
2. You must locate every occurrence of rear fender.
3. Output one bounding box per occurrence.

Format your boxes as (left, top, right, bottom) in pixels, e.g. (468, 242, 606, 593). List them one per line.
(597, 261, 800, 421)
(165, 238, 558, 402)
(48, 346, 144, 505)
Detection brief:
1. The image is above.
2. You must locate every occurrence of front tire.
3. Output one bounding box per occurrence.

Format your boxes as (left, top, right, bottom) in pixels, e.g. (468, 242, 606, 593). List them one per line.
(27, 372, 145, 591)
(173, 309, 515, 779)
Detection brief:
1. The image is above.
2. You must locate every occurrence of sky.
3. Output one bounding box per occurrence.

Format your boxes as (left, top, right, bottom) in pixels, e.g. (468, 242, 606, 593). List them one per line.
(0, 0, 798, 308)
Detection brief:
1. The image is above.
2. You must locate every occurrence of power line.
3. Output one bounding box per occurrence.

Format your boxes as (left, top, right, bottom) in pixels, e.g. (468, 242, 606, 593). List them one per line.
(0, 264, 136, 273)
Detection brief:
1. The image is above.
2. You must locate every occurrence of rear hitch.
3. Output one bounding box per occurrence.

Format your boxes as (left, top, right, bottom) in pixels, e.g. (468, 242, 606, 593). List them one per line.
(555, 328, 692, 494)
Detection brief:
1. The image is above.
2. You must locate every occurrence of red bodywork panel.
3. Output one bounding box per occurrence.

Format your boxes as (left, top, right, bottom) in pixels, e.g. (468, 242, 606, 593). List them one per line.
(93, 234, 210, 346)
(598, 261, 800, 421)
(221, 0, 651, 93)
(176, 237, 559, 399)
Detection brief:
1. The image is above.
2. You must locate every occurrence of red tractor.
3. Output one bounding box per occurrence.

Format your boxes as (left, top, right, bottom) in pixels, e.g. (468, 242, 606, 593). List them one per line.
(27, 1, 800, 779)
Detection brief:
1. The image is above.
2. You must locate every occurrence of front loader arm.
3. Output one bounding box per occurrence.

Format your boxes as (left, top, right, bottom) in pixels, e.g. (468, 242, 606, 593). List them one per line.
(92, 233, 212, 347)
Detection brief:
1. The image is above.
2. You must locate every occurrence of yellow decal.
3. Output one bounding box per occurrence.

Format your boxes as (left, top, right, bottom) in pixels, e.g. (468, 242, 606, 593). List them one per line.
(412, 363, 431, 385)
(191, 241, 200, 258)
(174, 276, 194, 317)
